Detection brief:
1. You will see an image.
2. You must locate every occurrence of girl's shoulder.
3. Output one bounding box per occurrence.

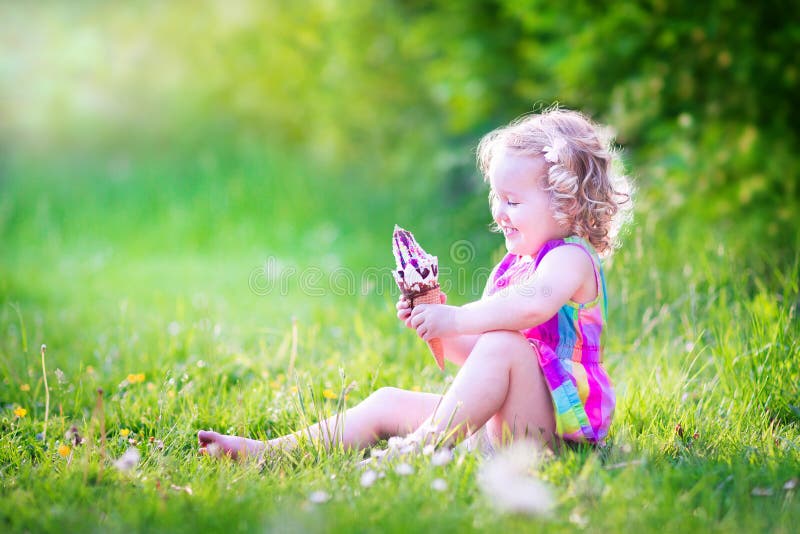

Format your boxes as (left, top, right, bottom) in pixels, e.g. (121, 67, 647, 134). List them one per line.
(534, 236, 601, 269)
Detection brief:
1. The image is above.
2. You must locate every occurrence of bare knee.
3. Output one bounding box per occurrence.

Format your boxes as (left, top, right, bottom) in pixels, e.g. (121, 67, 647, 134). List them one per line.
(362, 387, 429, 438)
(472, 330, 535, 365)
(363, 387, 411, 418)
(367, 386, 405, 406)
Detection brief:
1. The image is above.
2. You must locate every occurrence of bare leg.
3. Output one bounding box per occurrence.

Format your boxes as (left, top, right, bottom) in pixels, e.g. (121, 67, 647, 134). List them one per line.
(198, 388, 441, 459)
(412, 330, 556, 448)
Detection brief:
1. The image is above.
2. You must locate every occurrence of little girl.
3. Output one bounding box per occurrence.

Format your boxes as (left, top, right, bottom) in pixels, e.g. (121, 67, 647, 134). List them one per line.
(198, 107, 631, 458)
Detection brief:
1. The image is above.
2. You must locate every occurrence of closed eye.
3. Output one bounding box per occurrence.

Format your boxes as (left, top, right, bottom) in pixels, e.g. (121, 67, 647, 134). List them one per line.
(507, 200, 519, 207)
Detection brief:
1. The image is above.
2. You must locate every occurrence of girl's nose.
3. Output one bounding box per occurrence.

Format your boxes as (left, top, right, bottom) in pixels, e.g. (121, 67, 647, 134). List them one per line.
(493, 204, 508, 222)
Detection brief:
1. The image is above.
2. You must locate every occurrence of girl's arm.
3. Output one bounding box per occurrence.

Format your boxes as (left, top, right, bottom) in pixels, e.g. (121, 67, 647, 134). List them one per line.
(410, 245, 595, 341)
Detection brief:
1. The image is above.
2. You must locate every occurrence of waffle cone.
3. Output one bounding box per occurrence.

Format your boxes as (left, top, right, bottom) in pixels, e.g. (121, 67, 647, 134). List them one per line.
(405, 287, 445, 371)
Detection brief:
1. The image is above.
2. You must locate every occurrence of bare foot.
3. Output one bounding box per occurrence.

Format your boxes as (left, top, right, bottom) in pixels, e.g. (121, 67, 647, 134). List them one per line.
(197, 430, 266, 460)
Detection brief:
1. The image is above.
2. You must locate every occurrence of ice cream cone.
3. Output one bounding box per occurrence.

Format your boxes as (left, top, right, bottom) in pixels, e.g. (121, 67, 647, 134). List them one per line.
(405, 286, 445, 371)
(392, 225, 444, 371)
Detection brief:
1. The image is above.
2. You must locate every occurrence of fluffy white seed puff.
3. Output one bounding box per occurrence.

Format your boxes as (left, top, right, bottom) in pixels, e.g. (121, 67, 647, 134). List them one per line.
(431, 448, 453, 466)
(431, 478, 448, 492)
(113, 447, 140, 472)
(360, 469, 378, 488)
(477, 441, 555, 516)
(308, 491, 330, 504)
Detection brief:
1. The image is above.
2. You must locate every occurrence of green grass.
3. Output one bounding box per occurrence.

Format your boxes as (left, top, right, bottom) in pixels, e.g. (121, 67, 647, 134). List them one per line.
(1, 142, 798, 533)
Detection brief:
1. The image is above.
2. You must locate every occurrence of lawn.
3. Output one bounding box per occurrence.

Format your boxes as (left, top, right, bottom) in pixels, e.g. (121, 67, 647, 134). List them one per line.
(1, 140, 798, 533)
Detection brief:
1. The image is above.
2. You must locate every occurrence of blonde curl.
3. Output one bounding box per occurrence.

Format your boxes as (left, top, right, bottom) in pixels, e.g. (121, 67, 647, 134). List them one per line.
(477, 105, 633, 256)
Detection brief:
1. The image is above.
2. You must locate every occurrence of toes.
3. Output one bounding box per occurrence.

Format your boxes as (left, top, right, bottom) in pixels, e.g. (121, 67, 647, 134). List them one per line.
(197, 430, 217, 446)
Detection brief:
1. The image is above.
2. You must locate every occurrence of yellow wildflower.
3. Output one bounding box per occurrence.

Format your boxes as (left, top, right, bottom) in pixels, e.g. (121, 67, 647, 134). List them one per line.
(58, 444, 71, 457)
(412, 385, 421, 392)
(127, 373, 146, 384)
(120, 428, 131, 438)
(167, 390, 175, 398)
(146, 382, 156, 391)
(322, 389, 337, 400)
(86, 366, 95, 375)
(290, 386, 298, 394)
(20, 384, 30, 392)
(13, 406, 27, 418)
(269, 380, 281, 389)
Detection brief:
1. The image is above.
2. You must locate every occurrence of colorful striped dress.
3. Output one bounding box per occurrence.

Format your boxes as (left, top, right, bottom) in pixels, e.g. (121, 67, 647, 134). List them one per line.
(483, 236, 615, 443)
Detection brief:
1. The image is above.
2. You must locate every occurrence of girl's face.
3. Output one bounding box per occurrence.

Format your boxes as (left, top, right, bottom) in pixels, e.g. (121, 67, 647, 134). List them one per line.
(488, 149, 567, 257)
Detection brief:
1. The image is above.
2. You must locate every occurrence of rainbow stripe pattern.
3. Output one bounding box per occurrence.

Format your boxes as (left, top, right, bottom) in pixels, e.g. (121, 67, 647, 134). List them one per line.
(484, 236, 615, 443)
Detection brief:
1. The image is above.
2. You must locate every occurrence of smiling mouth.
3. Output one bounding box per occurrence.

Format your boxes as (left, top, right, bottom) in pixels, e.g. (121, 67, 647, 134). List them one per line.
(502, 226, 518, 237)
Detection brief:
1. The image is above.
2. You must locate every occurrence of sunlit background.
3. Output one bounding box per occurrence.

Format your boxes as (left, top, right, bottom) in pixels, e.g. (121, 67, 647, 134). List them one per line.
(1, 2, 799, 531)
(3, 0, 796, 265)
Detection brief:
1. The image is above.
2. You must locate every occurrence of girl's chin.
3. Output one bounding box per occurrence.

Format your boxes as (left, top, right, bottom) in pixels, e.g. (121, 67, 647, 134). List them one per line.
(505, 237, 537, 256)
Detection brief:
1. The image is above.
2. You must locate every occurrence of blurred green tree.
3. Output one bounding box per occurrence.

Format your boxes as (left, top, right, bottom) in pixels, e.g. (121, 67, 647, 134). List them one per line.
(2, 0, 797, 257)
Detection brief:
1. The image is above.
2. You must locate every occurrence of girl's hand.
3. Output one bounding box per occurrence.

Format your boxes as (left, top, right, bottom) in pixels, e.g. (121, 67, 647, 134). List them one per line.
(409, 301, 459, 341)
(396, 292, 447, 329)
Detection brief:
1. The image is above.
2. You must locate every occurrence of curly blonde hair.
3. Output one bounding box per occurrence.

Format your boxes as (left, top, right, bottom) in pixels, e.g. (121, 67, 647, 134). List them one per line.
(477, 106, 632, 256)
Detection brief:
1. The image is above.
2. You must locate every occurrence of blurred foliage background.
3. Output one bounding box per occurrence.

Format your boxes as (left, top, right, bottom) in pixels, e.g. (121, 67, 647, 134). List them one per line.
(1, 0, 798, 280)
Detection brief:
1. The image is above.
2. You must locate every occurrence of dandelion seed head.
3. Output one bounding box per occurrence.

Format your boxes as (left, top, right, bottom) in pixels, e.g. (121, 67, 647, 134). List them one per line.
(404, 433, 422, 445)
(477, 440, 554, 516)
(395, 463, 414, 476)
(431, 448, 453, 467)
(431, 478, 447, 492)
(387, 436, 406, 449)
(168, 322, 181, 336)
(399, 444, 416, 455)
(308, 490, 330, 504)
(113, 447, 141, 472)
(360, 469, 378, 488)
